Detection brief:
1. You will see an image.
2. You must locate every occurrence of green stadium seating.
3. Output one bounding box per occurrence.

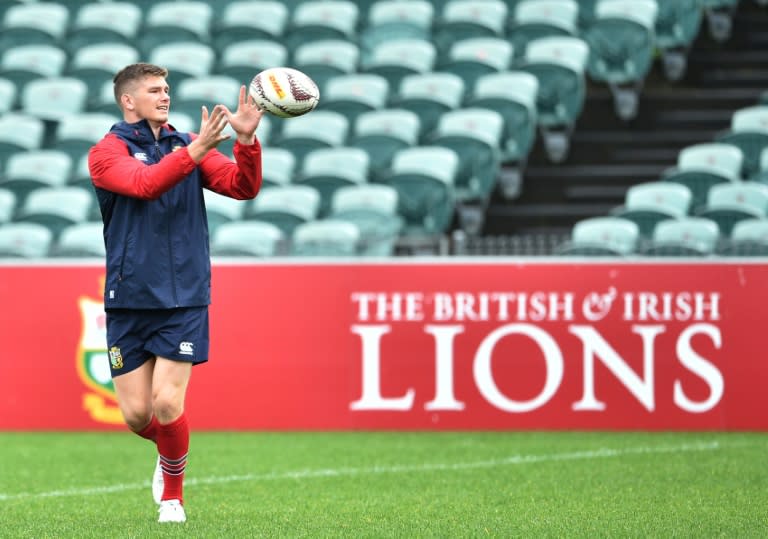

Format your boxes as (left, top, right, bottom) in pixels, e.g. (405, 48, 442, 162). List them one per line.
(556, 216, 640, 256)
(584, 0, 658, 121)
(216, 40, 289, 85)
(67, 2, 143, 53)
(719, 218, 768, 256)
(0, 222, 53, 258)
(210, 220, 286, 257)
(0, 44, 67, 88)
(440, 36, 514, 91)
(295, 147, 370, 216)
(394, 72, 465, 139)
(0, 188, 16, 224)
(51, 222, 105, 257)
(612, 181, 693, 238)
(272, 111, 350, 163)
(363, 38, 437, 89)
(245, 185, 321, 235)
(285, 1, 360, 51)
(212, 1, 289, 51)
(349, 108, 422, 180)
(0, 2, 69, 49)
(654, 0, 703, 81)
(53, 113, 119, 162)
(641, 217, 721, 257)
(293, 40, 361, 95)
(148, 42, 215, 88)
(291, 219, 361, 257)
(139, 1, 213, 56)
(0, 113, 45, 168)
(360, 0, 435, 63)
(434, 0, 509, 54)
(21, 77, 88, 121)
(68, 43, 140, 105)
(696, 181, 768, 236)
(329, 184, 403, 257)
(381, 146, 459, 236)
(1, 150, 73, 203)
(203, 189, 248, 235)
(261, 148, 297, 189)
(320, 74, 390, 124)
(716, 105, 768, 179)
(0, 78, 15, 114)
(174, 76, 241, 119)
(508, 0, 579, 60)
(14, 186, 93, 238)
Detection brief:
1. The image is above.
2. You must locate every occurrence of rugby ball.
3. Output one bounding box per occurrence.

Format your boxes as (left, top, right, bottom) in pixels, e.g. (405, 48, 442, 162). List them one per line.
(249, 67, 320, 119)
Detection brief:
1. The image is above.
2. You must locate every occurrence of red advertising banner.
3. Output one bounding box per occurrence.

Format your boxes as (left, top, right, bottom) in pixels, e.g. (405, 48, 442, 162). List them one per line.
(0, 261, 766, 431)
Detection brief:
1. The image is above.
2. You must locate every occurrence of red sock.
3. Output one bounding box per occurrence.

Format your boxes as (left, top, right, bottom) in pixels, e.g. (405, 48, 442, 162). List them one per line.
(156, 413, 189, 503)
(136, 416, 160, 443)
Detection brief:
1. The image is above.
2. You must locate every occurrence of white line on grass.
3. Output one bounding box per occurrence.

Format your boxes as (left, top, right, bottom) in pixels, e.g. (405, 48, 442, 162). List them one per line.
(0, 441, 720, 503)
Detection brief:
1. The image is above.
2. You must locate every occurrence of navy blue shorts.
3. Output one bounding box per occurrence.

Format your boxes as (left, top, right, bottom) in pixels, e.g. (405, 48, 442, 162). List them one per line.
(105, 307, 209, 377)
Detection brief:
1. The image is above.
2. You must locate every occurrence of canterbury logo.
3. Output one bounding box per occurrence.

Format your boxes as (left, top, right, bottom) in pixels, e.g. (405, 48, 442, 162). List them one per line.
(179, 342, 194, 356)
(267, 73, 286, 99)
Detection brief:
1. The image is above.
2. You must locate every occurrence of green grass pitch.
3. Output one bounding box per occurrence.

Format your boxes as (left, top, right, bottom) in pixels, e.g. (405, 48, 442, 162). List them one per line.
(0, 432, 766, 538)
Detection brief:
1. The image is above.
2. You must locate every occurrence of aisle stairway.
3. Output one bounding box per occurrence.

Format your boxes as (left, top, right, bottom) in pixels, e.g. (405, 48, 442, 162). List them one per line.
(482, 1, 768, 242)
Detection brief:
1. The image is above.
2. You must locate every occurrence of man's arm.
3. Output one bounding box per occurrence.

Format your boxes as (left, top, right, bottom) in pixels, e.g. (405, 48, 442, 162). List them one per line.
(197, 137, 263, 200)
(89, 134, 198, 200)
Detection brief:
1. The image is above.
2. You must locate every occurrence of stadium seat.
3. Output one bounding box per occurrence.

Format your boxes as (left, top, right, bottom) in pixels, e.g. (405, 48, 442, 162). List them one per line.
(0, 188, 16, 224)
(149, 42, 216, 89)
(68, 43, 140, 104)
(349, 108, 421, 180)
(174, 76, 241, 119)
(701, 0, 739, 43)
(0, 113, 45, 169)
(295, 147, 370, 216)
(360, 0, 435, 63)
(53, 113, 119, 162)
(320, 74, 390, 124)
(1, 150, 73, 202)
(70, 153, 94, 191)
(716, 105, 768, 179)
(654, 0, 703, 81)
(68, 2, 143, 53)
(202, 189, 248, 235)
(393, 72, 465, 139)
(21, 77, 89, 122)
(611, 181, 693, 238)
(440, 37, 514, 91)
(756, 147, 768, 184)
(584, 0, 659, 121)
(14, 186, 93, 237)
(272, 111, 350, 163)
(0, 2, 69, 49)
(696, 182, 768, 236)
(51, 222, 105, 257)
(363, 38, 438, 90)
(245, 185, 321, 235)
(139, 1, 213, 55)
(662, 142, 744, 210)
(285, 1, 360, 51)
(217, 40, 289, 85)
(0, 222, 53, 258)
(0, 44, 67, 88)
(556, 216, 640, 256)
(261, 148, 297, 189)
(210, 220, 286, 257)
(718, 218, 768, 256)
(519, 36, 590, 162)
(329, 184, 403, 256)
(381, 146, 459, 236)
(508, 0, 579, 60)
(212, 1, 290, 51)
(468, 71, 539, 171)
(434, 0, 509, 54)
(293, 40, 361, 95)
(0, 78, 15, 114)
(641, 217, 720, 257)
(291, 219, 361, 256)
(430, 108, 504, 233)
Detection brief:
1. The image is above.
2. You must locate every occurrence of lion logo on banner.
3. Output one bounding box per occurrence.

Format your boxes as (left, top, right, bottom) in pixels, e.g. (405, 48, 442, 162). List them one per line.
(76, 281, 123, 425)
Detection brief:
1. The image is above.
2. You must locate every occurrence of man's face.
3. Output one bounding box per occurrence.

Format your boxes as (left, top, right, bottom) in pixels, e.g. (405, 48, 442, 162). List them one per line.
(123, 75, 170, 125)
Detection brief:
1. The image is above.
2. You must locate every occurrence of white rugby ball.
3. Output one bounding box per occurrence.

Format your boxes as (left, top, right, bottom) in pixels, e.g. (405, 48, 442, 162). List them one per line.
(249, 67, 320, 119)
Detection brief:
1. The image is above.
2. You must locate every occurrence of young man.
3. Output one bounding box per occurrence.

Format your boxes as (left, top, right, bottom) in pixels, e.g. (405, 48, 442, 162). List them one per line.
(89, 63, 264, 523)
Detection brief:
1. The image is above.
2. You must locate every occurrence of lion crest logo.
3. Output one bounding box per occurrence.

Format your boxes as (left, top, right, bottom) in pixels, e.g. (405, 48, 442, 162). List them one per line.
(77, 284, 123, 425)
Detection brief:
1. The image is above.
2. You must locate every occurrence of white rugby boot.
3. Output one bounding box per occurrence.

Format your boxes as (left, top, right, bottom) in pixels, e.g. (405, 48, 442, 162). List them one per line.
(158, 499, 186, 523)
(152, 456, 163, 505)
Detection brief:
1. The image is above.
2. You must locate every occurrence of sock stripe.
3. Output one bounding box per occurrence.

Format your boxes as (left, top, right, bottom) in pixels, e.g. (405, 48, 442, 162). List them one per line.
(160, 453, 188, 466)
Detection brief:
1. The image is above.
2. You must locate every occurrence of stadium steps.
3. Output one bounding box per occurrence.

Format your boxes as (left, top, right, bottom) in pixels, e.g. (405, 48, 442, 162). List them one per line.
(483, 1, 768, 239)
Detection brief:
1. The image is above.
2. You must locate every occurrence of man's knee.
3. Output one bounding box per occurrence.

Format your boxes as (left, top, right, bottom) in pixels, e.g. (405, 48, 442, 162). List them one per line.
(121, 401, 154, 432)
(152, 385, 185, 423)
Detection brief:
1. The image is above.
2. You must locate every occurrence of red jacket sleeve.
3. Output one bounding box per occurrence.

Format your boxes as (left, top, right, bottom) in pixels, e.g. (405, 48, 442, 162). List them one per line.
(89, 134, 198, 200)
(196, 136, 263, 200)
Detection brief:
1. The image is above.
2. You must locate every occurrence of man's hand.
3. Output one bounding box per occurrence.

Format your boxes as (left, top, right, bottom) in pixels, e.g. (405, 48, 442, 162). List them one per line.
(187, 104, 231, 163)
(224, 85, 264, 145)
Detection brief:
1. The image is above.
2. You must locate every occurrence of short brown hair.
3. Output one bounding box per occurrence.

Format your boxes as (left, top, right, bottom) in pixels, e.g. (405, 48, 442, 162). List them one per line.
(113, 63, 169, 106)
